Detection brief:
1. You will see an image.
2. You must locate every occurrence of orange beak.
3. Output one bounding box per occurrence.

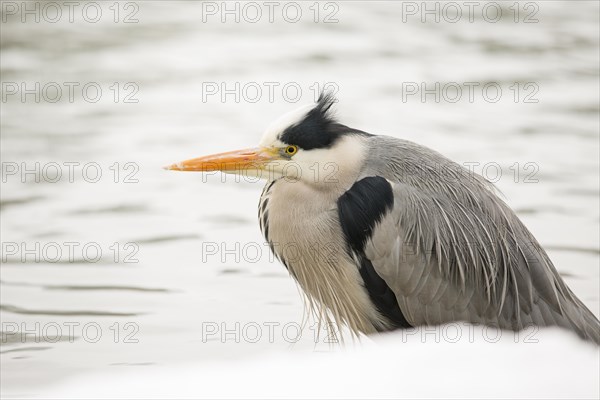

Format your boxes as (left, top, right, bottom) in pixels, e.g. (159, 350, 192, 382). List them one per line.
(163, 147, 280, 173)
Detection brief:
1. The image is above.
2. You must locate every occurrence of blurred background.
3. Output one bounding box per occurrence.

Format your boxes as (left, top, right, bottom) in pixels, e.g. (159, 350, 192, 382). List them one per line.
(1, 1, 599, 398)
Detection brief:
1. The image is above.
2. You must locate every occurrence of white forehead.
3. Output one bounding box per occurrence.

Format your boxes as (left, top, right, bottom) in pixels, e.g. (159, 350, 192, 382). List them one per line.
(259, 103, 314, 147)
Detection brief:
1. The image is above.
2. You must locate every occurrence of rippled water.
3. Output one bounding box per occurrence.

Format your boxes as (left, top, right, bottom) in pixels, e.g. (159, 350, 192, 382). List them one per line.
(1, 1, 599, 397)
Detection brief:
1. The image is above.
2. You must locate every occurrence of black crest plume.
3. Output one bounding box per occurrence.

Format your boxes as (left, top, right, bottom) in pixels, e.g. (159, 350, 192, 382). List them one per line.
(279, 90, 341, 150)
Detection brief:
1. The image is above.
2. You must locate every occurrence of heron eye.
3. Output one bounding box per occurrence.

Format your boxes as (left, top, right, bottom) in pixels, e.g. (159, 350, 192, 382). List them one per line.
(284, 145, 298, 156)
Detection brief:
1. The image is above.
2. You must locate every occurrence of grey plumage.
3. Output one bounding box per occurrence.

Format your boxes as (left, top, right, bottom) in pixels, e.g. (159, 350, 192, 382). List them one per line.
(360, 135, 600, 342)
(168, 93, 600, 344)
(259, 132, 599, 344)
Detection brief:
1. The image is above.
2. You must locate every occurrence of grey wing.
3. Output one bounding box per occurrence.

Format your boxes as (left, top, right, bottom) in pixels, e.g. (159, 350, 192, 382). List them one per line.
(358, 136, 600, 343)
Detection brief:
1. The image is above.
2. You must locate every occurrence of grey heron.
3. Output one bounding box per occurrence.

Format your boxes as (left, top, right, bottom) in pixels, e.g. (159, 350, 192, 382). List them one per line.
(166, 92, 600, 343)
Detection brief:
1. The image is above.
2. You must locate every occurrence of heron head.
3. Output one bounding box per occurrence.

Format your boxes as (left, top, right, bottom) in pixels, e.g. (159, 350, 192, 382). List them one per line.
(165, 92, 368, 186)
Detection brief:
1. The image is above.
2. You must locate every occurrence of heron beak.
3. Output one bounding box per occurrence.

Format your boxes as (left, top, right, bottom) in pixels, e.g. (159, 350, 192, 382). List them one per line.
(163, 147, 280, 173)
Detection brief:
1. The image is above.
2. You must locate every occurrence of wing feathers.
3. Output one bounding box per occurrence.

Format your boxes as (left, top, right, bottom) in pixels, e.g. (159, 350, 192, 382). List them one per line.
(349, 135, 600, 342)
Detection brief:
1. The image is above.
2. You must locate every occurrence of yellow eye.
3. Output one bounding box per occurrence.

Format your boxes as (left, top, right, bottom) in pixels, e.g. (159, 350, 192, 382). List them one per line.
(284, 145, 298, 156)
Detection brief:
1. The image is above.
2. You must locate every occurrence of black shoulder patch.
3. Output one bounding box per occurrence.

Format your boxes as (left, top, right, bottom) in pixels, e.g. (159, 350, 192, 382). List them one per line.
(338, 176, 411, 330)
(359, 257, 412, 330)
(337, 176, 394, 253)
